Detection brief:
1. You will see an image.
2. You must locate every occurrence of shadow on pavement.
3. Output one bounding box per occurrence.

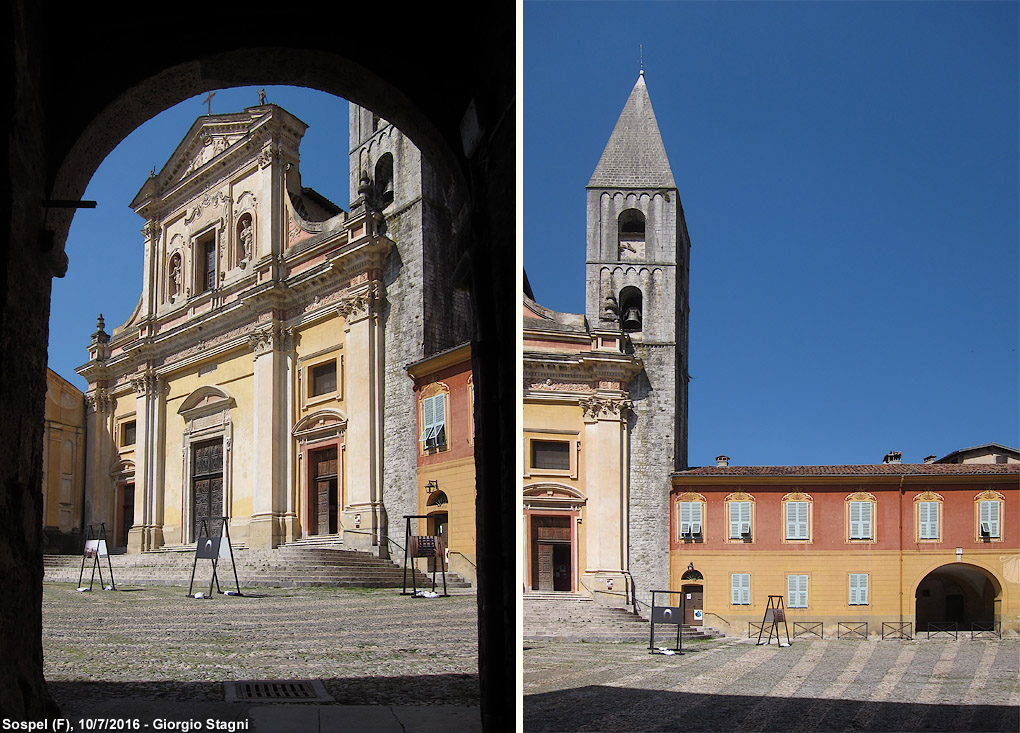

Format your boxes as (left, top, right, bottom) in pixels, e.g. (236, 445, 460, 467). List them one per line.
(524, 686, 1020, 732)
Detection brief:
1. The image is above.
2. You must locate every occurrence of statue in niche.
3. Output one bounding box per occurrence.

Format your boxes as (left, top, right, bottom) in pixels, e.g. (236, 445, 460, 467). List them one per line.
(239, 217, 254, 260)
(168, 255, 182, 299)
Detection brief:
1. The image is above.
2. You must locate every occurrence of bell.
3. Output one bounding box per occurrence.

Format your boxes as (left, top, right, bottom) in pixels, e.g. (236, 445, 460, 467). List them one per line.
(622, 306, 642, 331)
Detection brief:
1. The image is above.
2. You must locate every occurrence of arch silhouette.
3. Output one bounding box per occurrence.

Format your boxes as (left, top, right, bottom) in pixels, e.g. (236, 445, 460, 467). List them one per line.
(6, 8, 512, 721)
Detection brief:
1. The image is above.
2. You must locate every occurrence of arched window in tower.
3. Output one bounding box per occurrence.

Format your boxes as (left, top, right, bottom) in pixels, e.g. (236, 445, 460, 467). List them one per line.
(375, 153, 394, 208)
(617, 208, 645, 261)
(237, 213, 254, 264)
(167, 252, 182, 301)
(619, 286, 643, 332)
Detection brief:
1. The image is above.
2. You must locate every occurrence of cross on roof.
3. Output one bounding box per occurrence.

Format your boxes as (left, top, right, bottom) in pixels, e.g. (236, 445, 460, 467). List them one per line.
(202, 90, 217, 115)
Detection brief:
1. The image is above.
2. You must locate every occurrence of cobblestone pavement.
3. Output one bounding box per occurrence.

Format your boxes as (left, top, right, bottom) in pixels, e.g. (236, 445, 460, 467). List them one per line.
(524, 636, 1020, 732)
(42, 582, 479, 715)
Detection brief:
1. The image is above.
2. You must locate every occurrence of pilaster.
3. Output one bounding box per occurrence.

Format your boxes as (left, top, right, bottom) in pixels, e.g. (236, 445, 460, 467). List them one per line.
(580, 394, 631, 605)
(126, 371, 166, 553)
(339, 280, 386, 554)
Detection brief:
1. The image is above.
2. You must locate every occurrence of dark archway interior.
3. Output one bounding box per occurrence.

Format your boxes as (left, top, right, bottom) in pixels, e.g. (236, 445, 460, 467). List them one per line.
(4, 0, 513, 724)
(915, 564, 1000, 630)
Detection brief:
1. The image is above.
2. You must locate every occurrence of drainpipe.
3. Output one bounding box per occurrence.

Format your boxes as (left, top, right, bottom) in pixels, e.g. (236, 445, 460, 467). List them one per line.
(899, 474, 905, 625)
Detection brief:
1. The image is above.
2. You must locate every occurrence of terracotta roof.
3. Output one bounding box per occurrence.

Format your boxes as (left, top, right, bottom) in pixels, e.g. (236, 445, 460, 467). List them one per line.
(672, 463, 1020, 478)
(588, 74, 676, 189)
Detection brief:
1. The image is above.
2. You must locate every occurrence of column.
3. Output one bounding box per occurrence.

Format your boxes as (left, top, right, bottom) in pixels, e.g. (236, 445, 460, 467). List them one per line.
(126, 371, 165, 553)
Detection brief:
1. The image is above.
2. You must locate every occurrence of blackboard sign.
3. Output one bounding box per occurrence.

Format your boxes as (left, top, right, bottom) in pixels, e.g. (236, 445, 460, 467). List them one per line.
(652, 605, 683, 625)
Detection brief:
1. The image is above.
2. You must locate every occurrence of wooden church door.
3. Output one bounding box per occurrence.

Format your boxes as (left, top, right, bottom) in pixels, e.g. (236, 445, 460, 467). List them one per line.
(192, 439, 223, 539)
(312, 447, 339, 535)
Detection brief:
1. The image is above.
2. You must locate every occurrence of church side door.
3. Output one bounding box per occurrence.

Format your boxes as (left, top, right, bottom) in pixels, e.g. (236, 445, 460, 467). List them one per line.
(192, 439, 223, 539)
(311, 447, 338, 535)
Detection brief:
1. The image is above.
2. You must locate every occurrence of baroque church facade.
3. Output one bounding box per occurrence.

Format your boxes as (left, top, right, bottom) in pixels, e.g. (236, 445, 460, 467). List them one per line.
(523, 71, 689, 613)
(77, 100, 472, 564)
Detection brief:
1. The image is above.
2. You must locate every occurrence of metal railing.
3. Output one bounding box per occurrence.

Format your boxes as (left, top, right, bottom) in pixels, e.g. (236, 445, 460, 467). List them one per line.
(837, 622, 867, 640)
(882, 622, 912, 640)
(793, 622, 823, 640)
(925, 622, 958, 639)
(970, 622, 1001, 640)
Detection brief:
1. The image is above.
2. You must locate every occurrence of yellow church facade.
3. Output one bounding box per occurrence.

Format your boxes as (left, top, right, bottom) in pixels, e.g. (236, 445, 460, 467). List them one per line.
(78, 102, 470, 558)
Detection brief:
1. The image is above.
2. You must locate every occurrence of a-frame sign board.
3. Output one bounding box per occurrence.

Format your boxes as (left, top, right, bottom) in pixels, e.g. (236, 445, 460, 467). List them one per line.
(649, 589, 685, 655)
(187, 516, 242, 598)
(756, 595, 791, 646)
(78, 523, 116, 591)
(401, 514, 448, 597)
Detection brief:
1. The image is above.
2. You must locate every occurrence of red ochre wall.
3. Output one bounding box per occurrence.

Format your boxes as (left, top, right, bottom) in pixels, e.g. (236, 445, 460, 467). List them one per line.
(669, 477, 1019, 637)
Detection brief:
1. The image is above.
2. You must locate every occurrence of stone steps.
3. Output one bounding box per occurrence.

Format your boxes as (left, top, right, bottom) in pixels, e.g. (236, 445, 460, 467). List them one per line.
(44, 542, 471, 590)
(523, 593, 724, 643)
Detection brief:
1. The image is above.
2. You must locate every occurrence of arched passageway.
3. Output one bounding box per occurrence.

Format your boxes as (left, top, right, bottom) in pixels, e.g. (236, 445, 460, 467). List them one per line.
(915, 563, 1001, 630)
(5, 2, 513, 723)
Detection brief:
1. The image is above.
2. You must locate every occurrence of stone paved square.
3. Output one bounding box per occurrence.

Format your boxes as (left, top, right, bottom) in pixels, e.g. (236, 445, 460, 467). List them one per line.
(42, 582, 479, 714)
(524, 636, 1020, 732)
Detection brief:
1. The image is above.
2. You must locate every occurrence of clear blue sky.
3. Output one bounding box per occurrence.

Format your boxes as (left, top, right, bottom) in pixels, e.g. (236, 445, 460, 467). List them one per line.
(524, 1, 1019, 466)
(48, 86, 350, 391)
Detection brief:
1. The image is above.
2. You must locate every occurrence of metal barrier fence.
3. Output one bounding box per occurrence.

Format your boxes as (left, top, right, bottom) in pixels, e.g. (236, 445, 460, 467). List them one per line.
(970, 622, 1001, 640)
(882, 622, 912, 640)
(925, 622, 958, 639)
(793, 622, 823, 640)
(837, 622, 867, 640)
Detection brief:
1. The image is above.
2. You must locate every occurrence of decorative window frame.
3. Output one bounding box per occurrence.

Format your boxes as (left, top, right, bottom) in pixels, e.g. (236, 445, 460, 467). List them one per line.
(419, 382, 451, 454)
(845, 491, 877, 543)
(674, 491, 706, 543)
(191, 223, 220, 296)
(787, 573, 809, 609)
(724, 491, 755, 543)
(118, 415, 137, 449)
(523, 430, 579, 479)
(782, 491, 813, 542)
(914, 490, 944, 543)
(975, 489, 1005, 542)
(298, 347, 343, 412)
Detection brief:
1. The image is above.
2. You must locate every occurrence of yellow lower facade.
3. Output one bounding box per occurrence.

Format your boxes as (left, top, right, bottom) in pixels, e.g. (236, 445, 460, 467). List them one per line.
(416, 456, 477, 584)
(671, 548, 1020, 637)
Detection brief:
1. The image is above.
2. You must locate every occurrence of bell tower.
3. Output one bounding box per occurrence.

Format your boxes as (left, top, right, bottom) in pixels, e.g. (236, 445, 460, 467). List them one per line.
(585, 70, 691, 606)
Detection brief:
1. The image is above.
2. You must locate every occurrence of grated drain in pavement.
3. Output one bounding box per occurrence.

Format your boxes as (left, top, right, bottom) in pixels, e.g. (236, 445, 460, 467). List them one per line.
(225, 679, 334, 703)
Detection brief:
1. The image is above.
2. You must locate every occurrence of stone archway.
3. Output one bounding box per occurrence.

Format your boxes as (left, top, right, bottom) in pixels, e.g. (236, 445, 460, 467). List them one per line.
(915, 563, 1002, 630)
(5, 4, 513, 721)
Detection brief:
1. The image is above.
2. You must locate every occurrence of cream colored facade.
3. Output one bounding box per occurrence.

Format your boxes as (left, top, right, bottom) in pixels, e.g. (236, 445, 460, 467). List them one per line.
(41, 368, 85, 552)
(78, 103, 466, 557)
(523, 297, 641, 604)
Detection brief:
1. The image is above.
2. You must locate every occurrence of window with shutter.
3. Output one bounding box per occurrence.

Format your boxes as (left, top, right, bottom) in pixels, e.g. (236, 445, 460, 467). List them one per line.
(678, 501, 703, 540)
(979, 500, 1000, 538)
(728, 501, 751, 539)
(731, 573, 750, 605)
(419, 393, 448, 450)
(918, 501, 939, 540)
(785, 501, 809, 540)
(848, 573, 869, 605)
(787, 574, 808, 608)
(849, 501, 873, 540)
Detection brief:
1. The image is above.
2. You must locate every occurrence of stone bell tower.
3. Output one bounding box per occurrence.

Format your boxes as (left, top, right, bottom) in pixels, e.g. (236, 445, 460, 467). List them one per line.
(585, 70, 691, 605)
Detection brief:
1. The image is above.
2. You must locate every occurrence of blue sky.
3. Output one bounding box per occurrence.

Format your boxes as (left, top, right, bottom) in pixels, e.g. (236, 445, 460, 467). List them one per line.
(524, 1, 1019, 466)
(48, 86, 349, 391)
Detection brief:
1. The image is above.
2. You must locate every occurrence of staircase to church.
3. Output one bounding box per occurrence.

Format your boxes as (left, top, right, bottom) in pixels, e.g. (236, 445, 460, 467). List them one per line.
(43, 535, 471, 590)
(523, 592, 724, 643)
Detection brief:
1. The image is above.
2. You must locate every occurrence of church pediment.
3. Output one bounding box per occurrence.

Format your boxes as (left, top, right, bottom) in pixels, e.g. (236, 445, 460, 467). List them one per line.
(293, 410, 348, 441)
(178, 386, 236, 419)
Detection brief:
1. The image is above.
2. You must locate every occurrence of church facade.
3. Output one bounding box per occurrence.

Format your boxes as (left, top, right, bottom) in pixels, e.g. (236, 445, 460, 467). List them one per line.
(523, 72, 690, 612)
(77, 101, 470, 560)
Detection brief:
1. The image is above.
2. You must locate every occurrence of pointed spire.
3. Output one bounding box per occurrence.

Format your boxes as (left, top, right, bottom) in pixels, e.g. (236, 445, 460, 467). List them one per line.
(587, 74, 676, 189)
